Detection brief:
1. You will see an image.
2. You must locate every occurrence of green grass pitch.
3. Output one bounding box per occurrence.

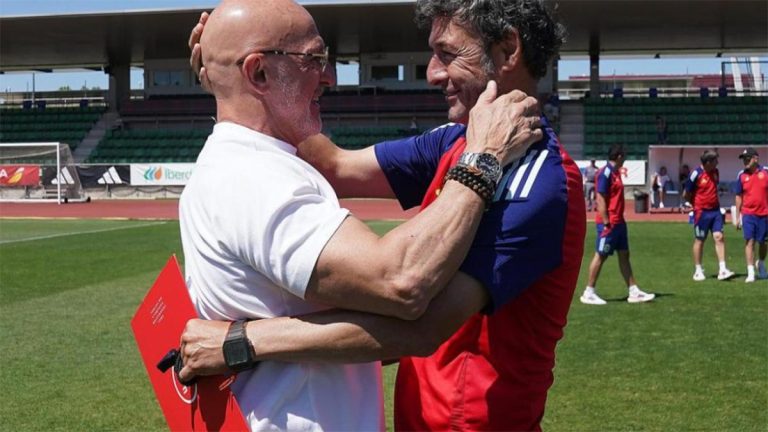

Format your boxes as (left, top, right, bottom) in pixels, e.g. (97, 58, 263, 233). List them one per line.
(0, 218, 765, 431)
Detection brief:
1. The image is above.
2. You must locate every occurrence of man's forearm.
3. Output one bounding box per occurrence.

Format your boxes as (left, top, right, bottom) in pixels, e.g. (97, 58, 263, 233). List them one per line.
(179, 273, 488, 379)
(596, 193, 609, 223)
(254, 273, 486, 363)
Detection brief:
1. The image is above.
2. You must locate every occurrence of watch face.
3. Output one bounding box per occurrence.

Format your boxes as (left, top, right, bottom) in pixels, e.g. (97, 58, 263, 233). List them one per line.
(475, 153, 501, 183)
(224, 340, 250, 366)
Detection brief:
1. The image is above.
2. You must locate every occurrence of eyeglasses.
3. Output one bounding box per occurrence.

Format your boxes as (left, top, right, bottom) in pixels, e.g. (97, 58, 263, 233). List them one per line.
(236, 46, 330, 72)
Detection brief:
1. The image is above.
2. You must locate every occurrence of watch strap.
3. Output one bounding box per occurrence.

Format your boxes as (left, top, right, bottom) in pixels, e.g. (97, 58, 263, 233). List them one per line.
(223, 320, 257, 373)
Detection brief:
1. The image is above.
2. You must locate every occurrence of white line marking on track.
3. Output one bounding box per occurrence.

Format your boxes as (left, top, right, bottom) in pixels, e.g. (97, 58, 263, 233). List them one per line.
(0, 221, 169, 245)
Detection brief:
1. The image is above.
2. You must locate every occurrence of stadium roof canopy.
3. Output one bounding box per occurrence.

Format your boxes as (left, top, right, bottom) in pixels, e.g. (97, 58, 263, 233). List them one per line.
(1, 0, 766, 71)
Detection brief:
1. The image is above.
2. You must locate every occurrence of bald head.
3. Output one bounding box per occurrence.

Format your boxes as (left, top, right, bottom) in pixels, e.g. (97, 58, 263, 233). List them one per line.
(200, 0, 319, 96)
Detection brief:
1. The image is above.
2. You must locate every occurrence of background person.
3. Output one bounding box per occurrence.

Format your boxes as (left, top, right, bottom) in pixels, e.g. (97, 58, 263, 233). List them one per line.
(651, 165, 671, 208)
(656, 114, 668, 144)
(584, 159, 598, 211)
(734, 147, 768, 282)
(684, 150, 736, 282)
(579, 144, 655, 305)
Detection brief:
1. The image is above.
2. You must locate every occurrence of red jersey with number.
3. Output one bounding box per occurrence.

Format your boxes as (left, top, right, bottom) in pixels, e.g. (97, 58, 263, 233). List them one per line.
(686, 167, 720, 211)
(735, 166, 768, 216)
(594, 162, 625, 225)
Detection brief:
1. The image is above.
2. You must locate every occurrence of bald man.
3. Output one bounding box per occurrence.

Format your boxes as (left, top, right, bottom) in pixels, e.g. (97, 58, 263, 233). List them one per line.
(178, 0, 542, 430)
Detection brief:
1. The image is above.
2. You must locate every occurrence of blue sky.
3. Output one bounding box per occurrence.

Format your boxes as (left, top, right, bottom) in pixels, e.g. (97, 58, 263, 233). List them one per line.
(0, 1, 761, 92)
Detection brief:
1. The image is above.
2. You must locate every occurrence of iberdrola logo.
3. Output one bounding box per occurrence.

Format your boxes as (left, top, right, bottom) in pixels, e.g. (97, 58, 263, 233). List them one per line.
(8, 167, 24, 185)
(143, 167, 163, 181)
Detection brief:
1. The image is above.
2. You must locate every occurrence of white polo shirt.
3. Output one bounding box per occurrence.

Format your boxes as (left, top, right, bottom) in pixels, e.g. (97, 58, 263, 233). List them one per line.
(179, 122, 384, 432)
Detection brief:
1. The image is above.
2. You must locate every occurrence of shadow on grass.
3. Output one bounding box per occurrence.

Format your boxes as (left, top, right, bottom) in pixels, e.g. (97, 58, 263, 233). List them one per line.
(605, 292, 675, 303)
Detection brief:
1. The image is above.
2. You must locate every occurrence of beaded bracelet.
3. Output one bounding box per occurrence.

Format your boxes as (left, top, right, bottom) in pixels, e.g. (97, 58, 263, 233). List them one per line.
(445, 165, 496, 208)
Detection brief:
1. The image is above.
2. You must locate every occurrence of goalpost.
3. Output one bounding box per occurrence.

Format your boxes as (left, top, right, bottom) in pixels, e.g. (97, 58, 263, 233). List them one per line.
(0, 142, 87, 204)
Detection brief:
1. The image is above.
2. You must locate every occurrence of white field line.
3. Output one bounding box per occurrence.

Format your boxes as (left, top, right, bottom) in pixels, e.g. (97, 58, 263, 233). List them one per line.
(0, 221, 169, 245)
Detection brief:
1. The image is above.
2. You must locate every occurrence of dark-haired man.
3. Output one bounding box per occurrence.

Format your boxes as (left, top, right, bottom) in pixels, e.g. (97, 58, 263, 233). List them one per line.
(684, 149, 735, 281)
(579, 144, 655, 305)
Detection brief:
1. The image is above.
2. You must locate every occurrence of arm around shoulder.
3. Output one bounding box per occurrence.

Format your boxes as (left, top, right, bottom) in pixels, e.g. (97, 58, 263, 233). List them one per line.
(297, 134, 394, 199)
(306, 180, 486, 320)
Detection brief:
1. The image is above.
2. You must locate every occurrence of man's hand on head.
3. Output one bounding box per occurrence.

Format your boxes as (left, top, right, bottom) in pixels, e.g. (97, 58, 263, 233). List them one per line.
(189, 11, 212, 93)
(464, 81, 543, 167)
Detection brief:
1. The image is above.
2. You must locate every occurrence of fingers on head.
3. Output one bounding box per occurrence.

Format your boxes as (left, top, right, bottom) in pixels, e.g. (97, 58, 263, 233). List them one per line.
(506, 89, 528, 103)
(523, 96, 540, 114)
(189, 24, 204, 48)
(479, 80, 498, 103)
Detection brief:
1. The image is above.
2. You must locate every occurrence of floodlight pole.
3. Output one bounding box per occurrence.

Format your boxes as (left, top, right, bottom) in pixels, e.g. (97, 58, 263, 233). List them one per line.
(56, 143, 62, 204)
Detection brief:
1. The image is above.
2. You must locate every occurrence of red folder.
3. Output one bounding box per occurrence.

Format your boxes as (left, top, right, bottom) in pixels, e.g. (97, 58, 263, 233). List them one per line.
(131, 256, 248, 431)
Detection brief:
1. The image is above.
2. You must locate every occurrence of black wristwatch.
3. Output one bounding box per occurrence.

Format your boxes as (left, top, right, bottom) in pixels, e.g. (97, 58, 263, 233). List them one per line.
(223, 320, 258, 373)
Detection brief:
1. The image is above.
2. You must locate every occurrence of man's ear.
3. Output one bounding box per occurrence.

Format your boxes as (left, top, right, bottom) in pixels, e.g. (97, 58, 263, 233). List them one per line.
(496, 28, 523, 74)
(241, 55, 268, 94)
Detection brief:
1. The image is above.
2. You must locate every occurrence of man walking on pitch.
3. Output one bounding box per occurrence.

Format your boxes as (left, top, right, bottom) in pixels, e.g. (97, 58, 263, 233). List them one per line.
(684, 150, 736, 282)
(580, 144, 655, 305)
(734, 147, 768, 282)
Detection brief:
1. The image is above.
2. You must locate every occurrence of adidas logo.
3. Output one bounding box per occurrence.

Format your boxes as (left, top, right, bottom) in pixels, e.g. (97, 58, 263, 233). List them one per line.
(97, 166, 124, 185)
(51, 167, 76, 185)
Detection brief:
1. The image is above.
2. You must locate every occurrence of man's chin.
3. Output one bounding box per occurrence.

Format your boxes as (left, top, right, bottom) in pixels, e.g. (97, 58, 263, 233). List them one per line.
(448, 112, 470, 125)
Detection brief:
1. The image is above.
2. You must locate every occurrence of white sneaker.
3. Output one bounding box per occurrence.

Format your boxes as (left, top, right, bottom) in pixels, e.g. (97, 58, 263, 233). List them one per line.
(717, 269, 736, 281)
(745, 274, 755, 283)
(580, 290, 607, 305)
(628, 288, 655, 303)
(693, 270, 706, 282)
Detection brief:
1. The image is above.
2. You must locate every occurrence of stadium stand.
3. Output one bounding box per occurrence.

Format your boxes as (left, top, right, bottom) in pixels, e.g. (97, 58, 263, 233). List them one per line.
(329, 126, 416, 149)
(583, 96, 768, 159)
(86, 128, 210, 163)
(0, 106, 105, 150)
(321, 88, 446, 114)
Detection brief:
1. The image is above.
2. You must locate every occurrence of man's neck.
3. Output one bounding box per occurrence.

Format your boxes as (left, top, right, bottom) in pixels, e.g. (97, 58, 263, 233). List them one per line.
(216, 98, 291, 145)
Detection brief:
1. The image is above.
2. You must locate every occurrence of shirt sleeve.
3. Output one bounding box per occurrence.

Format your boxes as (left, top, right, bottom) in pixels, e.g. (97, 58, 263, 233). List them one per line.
(734, 172, 744, 195)
(460, 144, 568, 313)
(596, 166, 611, 195)
(374, 123, 465, 209)
(686, 170, 700, 193)
(232, 155, 349, 299)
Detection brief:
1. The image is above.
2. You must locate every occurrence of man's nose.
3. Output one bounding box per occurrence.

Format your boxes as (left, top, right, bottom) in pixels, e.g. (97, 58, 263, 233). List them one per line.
(426, 55, 447, 87)
(321, 61, 337, 87)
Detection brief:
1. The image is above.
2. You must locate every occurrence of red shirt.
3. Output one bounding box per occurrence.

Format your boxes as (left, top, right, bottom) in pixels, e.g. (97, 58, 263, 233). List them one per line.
(594, 163, 625, 225)
(736, 166, 768, 216)
(394, 139, 585, 431)
(686, 167, 720, 211)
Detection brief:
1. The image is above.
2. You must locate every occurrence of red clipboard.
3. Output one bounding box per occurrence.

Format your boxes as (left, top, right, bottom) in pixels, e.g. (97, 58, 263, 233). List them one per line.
(131, 256, 248, 431)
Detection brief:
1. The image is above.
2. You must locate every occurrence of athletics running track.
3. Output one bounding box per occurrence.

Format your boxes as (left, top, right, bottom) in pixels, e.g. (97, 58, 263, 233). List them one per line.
(0, 199, 688, 222)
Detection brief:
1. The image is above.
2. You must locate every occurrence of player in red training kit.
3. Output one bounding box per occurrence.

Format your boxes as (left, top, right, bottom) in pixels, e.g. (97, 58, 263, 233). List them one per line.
(684, 150, 736, 281)
(578, 144, 655, 306)
(734, 147, 768, 282)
